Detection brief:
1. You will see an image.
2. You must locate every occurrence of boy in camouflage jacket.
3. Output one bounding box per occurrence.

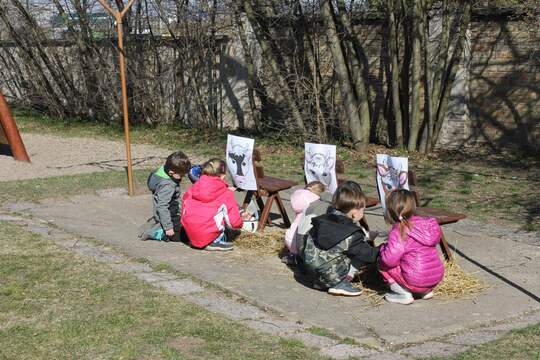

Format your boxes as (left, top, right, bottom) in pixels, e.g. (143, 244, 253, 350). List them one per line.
(299, 181, 379, 296)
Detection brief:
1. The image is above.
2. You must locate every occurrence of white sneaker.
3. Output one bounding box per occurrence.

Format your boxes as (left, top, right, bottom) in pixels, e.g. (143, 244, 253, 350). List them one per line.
(384, 292, 414, 305)
(418, 291, 434, 300)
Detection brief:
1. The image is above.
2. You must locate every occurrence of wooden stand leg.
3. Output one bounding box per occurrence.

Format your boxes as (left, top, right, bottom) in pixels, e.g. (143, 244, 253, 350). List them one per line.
(257, 195, 274, 232)
(274, 193, 291, 227)
(440, 230, 453, 262)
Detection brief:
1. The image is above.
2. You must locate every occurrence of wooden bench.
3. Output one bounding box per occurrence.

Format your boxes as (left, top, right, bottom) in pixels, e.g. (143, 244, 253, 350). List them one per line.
(242, 149, 297, 232)
(408, 170, 466, 261)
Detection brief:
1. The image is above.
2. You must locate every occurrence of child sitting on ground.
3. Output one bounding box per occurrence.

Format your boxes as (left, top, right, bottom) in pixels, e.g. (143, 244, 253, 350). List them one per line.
(181, 158, 250, 251)
(299, 181, 379, 296)
(139, 151, 191, 242)
(284, 181, 325, 256)
(378, 189, 445, 305)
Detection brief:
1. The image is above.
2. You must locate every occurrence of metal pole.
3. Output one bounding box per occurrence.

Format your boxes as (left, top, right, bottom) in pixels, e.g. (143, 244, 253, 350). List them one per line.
(0, 91, 31, 162)
(97, 0, 135, 196)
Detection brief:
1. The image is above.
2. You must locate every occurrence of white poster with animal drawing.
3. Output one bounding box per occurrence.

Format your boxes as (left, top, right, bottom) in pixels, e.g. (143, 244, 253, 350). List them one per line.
(226, 134, 257, 191)
(305, 143, 337, 193)
(376, 154, 409, 211)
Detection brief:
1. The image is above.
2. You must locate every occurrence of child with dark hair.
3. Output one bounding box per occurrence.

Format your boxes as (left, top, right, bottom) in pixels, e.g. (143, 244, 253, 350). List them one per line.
(181, 158, 250, 251)
(139, 151, 191, 242)
(299, 181, 379, 296)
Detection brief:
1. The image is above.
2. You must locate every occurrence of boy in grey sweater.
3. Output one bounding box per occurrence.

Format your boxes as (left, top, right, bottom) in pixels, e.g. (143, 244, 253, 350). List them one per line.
(139, 151, 191, 242)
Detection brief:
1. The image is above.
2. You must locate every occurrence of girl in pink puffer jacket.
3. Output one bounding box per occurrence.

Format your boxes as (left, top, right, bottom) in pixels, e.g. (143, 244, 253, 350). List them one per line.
(378, 189, 445, 304)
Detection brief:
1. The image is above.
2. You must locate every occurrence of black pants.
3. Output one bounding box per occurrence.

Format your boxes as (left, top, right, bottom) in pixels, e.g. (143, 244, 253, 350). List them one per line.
(167, 199, 182, 242)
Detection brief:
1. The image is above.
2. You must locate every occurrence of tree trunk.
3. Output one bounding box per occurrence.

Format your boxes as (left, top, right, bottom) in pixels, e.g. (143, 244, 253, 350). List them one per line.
(335, 0, 371, 145)
(242, 0, 307, 135)
(321, 0, 368, 151)
(233, 8, 261, 132)
(420, 0, 450, 151)
(407, 0, 424, 151)
(431, 1, 471, 150)
(388, 0, 404, 146)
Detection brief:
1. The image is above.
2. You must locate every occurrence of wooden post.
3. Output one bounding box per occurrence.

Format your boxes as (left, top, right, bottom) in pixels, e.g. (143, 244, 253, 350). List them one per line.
(97, 0, 135, 196)
(0, 90, 30, 162)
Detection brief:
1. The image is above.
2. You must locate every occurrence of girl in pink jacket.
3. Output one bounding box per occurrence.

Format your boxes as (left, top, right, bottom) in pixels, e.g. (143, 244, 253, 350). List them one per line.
(181, 158, 248, 251)
(378, 189, 445, 304)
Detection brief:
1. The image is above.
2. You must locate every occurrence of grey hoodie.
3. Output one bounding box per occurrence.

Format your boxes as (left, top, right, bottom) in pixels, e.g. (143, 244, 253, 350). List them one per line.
(147, 166, 180, 231)
(294, 191, 333, 255)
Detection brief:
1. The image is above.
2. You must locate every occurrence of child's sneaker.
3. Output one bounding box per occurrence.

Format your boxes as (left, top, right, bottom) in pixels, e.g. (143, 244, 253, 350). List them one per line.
(205, 242, 234, 251)
(281, 253, 297, 266)
(138, 222, 163, 241)
(328, 280, 363, 296)
(385, 282, 414, 304)
(416, 291, 434, 300)
(384, 292, 414, 305)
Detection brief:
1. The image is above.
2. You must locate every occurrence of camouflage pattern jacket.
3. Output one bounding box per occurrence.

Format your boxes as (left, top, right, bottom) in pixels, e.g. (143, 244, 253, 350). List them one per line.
(301, 209, 379, 288)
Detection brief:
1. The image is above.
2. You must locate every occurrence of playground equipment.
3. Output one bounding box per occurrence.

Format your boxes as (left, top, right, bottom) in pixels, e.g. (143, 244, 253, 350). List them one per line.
(0, 90, 30, 162)
(96, 0, 135, 196)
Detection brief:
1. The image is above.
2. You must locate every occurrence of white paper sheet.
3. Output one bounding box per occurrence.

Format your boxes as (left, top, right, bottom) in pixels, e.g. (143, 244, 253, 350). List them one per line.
(376, 154, 409, 212)
(226, 134, 257, 191)
(304, 142, 337, 194)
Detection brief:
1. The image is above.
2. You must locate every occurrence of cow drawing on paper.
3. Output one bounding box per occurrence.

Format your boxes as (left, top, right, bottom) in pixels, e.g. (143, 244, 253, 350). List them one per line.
(227, 140, 252, 187)
(305, 149, 335, 192)
(376, 161, 408, 194)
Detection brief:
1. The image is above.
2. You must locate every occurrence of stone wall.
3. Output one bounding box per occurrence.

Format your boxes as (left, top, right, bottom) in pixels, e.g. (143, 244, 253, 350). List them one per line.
(467, 15, 539, 150)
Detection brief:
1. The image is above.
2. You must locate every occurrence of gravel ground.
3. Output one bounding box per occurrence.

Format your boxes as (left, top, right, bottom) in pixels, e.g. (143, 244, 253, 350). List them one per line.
(0, 133, 179, 181)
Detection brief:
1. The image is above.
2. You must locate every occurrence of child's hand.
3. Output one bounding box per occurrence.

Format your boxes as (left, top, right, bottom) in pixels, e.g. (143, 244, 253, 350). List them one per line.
(228, 186, 237, 191)
(241, 211, 252, 221)
(165, 229, 175, 237)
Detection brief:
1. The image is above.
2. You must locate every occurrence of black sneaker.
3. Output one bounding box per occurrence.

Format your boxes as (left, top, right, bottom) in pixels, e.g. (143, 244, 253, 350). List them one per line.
(205, 242, 234, 251)
(328, 280, 363, 296)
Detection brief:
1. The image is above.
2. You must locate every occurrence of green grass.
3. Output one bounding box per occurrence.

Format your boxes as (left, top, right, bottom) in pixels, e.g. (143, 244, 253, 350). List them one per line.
(0, 169, 152, 205)
(306, 326, 340, 340)
(432, 323, 540, 360)
(12, 109, 540, 231)
(152, 262, 176, 273)
(0, 220, 325, 359)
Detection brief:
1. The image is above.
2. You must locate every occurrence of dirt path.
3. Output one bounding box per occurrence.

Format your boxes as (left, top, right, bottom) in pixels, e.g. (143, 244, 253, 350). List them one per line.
(1, 133, 191, 181)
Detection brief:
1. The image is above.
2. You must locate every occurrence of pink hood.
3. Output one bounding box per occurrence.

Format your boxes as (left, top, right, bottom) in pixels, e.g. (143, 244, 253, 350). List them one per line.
(191, 174, 229, 202)
(407, 216, 442, 247)
(181, 175, 243, 248)
(379, 215, 444, 288)
(285, 189, 320, 254)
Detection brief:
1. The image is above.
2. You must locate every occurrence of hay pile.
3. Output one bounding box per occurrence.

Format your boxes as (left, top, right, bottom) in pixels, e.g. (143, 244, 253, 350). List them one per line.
(434, 261, 488, 299)
(352, 260, 487, 306)
(234, 228, 285, 255)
